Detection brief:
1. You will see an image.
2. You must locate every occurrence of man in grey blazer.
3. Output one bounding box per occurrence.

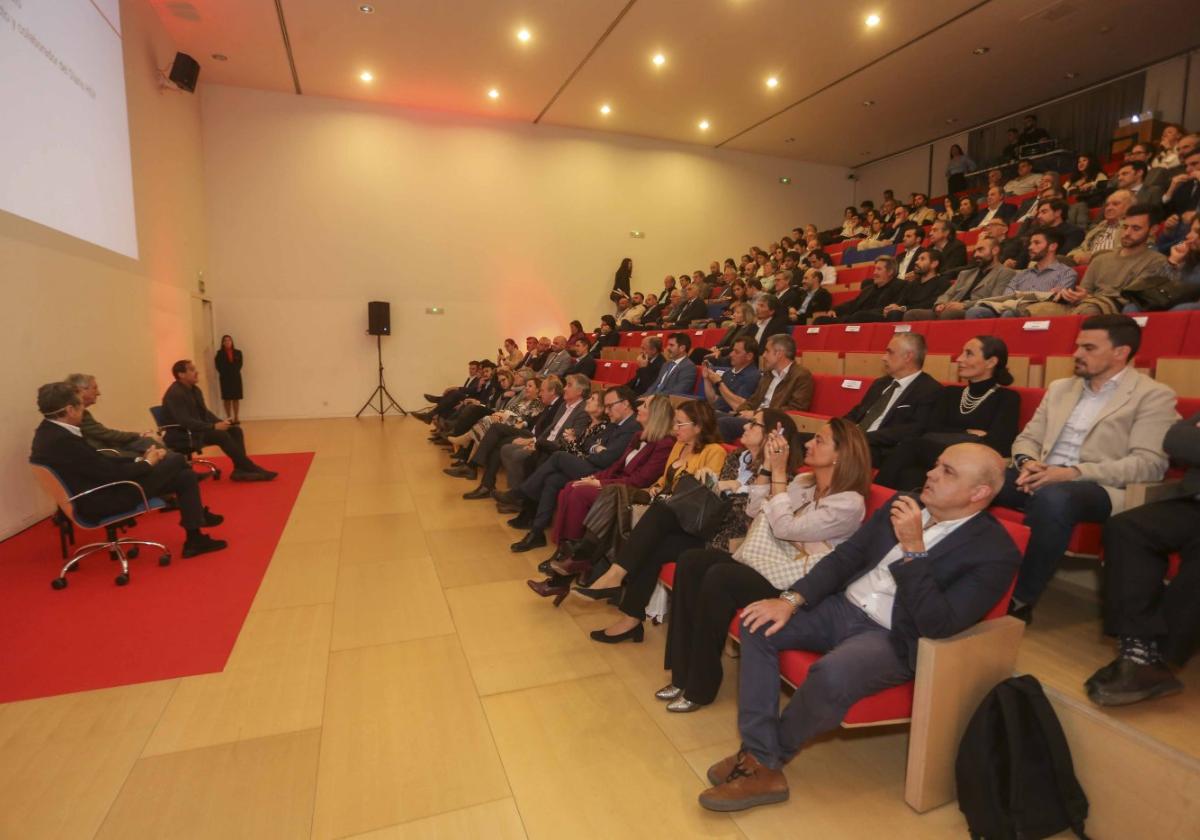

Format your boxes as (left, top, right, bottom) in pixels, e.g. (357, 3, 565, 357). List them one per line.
(496, 373, 592, 499)
(997, 315, 1178, 621)
(1090, 412, 1200, 706)
(539, 336, 573, 379)
(903, 236, 1015, 321)
(642, 333, 698, 396)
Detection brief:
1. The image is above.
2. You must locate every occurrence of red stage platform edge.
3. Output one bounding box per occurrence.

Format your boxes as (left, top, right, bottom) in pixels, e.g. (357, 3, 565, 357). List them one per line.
(0, 452, 312, 703)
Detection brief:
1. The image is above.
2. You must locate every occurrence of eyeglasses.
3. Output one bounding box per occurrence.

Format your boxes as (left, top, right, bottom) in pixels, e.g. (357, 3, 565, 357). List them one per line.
(745, 421, 764, 429)
(674, 421, 695, 428)
(604, 399, 627, 409)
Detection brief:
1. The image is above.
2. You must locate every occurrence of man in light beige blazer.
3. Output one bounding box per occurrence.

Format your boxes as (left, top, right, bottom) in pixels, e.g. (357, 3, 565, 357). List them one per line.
(995, 314, 1178, 621)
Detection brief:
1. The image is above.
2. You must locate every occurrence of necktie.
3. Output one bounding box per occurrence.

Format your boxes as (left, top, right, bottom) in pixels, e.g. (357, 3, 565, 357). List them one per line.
(858, 380, 899, 431)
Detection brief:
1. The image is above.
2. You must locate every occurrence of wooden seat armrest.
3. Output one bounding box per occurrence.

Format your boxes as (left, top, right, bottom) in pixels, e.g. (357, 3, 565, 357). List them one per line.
(1124, 478, 1186, 509)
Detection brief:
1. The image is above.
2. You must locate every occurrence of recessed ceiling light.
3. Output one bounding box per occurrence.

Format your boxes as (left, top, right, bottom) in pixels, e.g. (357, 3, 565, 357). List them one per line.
(487, 88, 500, 99)
(698, 119, 710, 131)
(211, 53, 228, 61)
(652, 53, 666, 67)
(516, 28, 531, 43)
(779, 177, 791, 184)
(359, 70, 373, 82)
(599, 103, 611, 115)
(1064, 71, 1079, 79)
(862, 99, 875, 107)
(358, 4, 374, 13)
(972, 46, 990, 55)
(765, 76, 779, 89)
(865, 13, 881, 27)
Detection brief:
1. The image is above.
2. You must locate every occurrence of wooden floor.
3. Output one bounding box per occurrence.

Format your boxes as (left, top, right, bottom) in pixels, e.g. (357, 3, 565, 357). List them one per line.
(1, 416, 1194, 839)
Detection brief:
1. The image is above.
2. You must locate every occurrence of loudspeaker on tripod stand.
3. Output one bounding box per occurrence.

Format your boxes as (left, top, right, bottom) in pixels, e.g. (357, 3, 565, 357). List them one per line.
(368, 301, 391, 336)
(356, 301, 405, 418)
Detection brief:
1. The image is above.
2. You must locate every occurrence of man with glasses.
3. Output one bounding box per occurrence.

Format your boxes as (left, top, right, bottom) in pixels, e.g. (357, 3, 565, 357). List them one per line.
(499, 386, 642, 552)
(717, 334, 813, 441)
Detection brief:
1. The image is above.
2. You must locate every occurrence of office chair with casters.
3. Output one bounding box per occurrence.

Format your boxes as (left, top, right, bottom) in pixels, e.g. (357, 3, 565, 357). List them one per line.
(30, 464, 172, 589)
(149, 405, 220, 480)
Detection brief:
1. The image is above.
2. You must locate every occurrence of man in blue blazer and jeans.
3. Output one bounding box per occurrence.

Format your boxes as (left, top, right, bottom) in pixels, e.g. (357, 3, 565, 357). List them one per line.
(642, 333, 698, 397)
(699, 442, 1019, 812)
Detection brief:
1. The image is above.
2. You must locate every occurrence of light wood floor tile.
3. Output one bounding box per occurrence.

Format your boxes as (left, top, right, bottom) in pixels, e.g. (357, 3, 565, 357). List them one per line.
(344, 481, 418, 517)
(425, 524, 541, 588)
(96, 729, 321, 840)
(296, 474, 350, 505)
(446, 580, 612, 695)
(142, 604, 332, 756)
(307, 454, 351, 478)
(0, 680, 177, 840)
(483, 674, 743, 839)
(570, 612, 741, 753)
(252, 540, 341, 612)
(312, 636, 511, 840)
(342, 798, 527, 840)
(340, 513, 430, 565)
(332, 557, 454, 650)
(281, 498, 345, 545)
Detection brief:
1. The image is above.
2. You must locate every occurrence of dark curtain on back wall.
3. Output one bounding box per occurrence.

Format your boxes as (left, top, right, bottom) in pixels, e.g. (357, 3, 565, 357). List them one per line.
(968, 73, 1145, 167)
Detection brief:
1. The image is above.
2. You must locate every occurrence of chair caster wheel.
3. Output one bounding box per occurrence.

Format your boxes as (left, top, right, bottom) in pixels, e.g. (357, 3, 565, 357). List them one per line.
(159, 553, 171, 567)
(115, 574, 130, 586)
(51, 578, 68, 590)
(127, 547, 140, 559)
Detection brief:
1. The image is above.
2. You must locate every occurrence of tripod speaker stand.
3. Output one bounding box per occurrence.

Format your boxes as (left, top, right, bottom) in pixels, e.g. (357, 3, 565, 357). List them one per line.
(356, 300, 407, 419)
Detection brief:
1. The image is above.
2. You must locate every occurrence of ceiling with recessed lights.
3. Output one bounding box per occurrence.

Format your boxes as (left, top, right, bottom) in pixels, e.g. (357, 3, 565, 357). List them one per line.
(148, 0, 1200, 167)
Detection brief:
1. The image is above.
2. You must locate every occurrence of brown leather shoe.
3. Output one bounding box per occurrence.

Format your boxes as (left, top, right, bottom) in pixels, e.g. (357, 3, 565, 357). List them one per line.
(551, 556, 593, 576)
(706, 750, 745, 786)
(698, 751, 788, 812)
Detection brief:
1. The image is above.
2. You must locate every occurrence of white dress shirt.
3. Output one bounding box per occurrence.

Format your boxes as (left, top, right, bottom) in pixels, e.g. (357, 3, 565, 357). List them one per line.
(547, 399, 582, 441)
(1045, 368, 1126, 467)
(972, 204, 1003, 229)
(867, 370, 921, 433)
(845, 509, 978, 629)
(820, 265, 838, 286)
(50, 420, 82, 437)
(761, 363, 792, 406)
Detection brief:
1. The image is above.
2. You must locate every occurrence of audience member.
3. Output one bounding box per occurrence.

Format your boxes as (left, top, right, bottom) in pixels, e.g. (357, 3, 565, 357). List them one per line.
(876, 336, 1019, 489)
(903, 235, 1015, 321)
(908, 192, 936, 225)
(970, 186, 1018, 228)
(928, 220, 967, 273)
(807, 251, 838, 286)
(1004, 159, 1041, 196)
(893, 227, 925, 280)
(1149, 124, 1183, 170)
(985, 216, 1027, 268)
(998, 315, 1177, 622)
(1019, 113, 1050, 146)
(699, 443, 1016, 812)
(815, 256, 903, 324)
(161, 360, 277, 481)
(717, 335, 813, 441)
(748, 293, 792, 346)
(864, 251, 950, 322)
(566, 337, 597, 379)
(31, 382, 228, 557)
(1000, 128, 1021, 163)
(1065, 188, 1134, 266)
(965, 228, 1078, 318)
(945, 144, 976, 193)
(662, 418, 871, 712)
(790, 269, 833, 323)
(446, 375, 560, 486)
(539, 336, 573, 378)
(1090, 411, 1199, 706)
(65, 373, 161, 455)
(701, 337, 763, 416)
(629, 336, 666, 394)
(643, 333, 698, 396)
(445, 371, 542, 460)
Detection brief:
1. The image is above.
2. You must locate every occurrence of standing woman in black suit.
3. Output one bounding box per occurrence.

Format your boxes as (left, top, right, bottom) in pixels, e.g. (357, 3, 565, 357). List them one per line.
(875, 335, 1020, 490)
(214, 334, 244, 424)
(610, 257, 633, 304)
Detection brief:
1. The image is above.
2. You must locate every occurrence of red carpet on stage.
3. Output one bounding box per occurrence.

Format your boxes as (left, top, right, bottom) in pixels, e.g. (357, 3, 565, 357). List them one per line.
(0, 452, 312, 703)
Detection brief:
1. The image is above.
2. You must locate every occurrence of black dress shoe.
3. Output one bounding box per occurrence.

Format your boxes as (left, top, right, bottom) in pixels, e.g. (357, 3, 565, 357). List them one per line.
(443, 465, 477, 479)
(506, 513, 534, 529)
(572, 584, 621, 602)
(589, 623, 644, 644)
(230, 469, 271, 482)
(1007, 601, 1033, 624)
(202, 507, 224, 527)
(511, 530, 547, 553)
(495, 502, 523, 514)
(253, 468, 278, 480)
(1086, 657, 1183, 706)
(412, 410, 435, 424)
(493, 488, 524, 506)
(423, 393, 441, 403)
(462, 485, 493, 500)
(182, 534, 228, 558)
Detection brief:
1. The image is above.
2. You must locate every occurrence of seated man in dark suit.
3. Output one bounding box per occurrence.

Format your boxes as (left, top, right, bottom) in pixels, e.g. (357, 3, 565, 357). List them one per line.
(813, 255, 905, 324)
(771, 270, 803, 316)
(794, 333, 942, 466)
(698, 443, 1017, 811)
(67, 373, 162, 455)
(849, 251, 949, 322)
(30, 382, 227, 558)
(629, 336, 665, 395)
(665, 282, 710, 328)
(969, 186, 1018, 229)
(495, 374, 593, 499)
(1090, 412, 1200, 707)
(716, 334, 814, 441)
(642, 333, 698, 397)
(565, 337, 597, 379)
(448, 376, 560, 483)
(416, 360, 482, 421)
(789, 269, 833, 324)
(161, 360, 277, 481)
(500, 386, 642, 552)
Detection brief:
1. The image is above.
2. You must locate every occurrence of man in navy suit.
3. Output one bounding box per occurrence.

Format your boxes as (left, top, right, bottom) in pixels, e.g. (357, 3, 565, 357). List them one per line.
(500, 386, 642, 551)
(643, 333, 698, 396)
(699, 443, 1018, 812)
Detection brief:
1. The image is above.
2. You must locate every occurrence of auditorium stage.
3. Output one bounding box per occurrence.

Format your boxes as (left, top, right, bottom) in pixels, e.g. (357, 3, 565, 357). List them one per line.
(1, 417, 1195, 839)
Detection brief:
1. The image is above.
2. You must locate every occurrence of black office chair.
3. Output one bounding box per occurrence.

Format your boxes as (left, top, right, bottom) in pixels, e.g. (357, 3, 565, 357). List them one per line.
(149, 405, 220, 480)
(30, 464, 171, 588)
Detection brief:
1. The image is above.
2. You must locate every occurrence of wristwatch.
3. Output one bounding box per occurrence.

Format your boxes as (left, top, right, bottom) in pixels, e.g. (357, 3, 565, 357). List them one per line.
(1013, 454, 1032, 469)
(778, 590, 802, 612)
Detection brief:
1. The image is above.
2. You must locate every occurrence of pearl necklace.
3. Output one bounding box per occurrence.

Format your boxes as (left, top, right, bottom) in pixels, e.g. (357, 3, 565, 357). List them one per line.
(959, 383, 997, 415)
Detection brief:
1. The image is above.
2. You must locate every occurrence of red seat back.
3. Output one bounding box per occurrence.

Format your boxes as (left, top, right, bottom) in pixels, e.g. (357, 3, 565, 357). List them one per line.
(807, 374, 872, 416)
(990, 315, 1081, 361)
(1129, 312, 1189, 366)
(1012, 386, 1045, 428)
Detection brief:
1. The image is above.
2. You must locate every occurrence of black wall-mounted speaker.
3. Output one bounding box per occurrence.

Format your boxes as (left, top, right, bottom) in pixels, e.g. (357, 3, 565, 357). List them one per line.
(368, 301, 391, 336)
(169, 52, 200, 93)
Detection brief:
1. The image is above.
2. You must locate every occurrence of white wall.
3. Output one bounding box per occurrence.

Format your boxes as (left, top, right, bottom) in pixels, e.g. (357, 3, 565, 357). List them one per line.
(0, 0, 206, 539)
(853, 146, 930, 207)
(199, 85, 852, 418)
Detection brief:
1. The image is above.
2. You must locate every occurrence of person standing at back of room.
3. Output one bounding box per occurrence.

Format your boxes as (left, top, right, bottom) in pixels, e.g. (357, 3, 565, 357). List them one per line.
(215, 334, 244, 424)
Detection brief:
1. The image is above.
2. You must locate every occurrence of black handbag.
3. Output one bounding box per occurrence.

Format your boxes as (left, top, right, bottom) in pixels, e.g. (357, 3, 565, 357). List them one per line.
(1123, 273, 1200, 311)
(660, 473, 732, 539)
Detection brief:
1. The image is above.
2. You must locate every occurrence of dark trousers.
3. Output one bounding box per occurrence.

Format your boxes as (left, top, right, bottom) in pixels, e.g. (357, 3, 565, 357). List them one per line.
(666, 549, 777, 704)
(1103, 497, 1200, 665)
(738, 595, 911, 769)
(470, 422, 524, 488)
(448, 404, 489, 437)
(875, 433, 979, 491)
(434, 388, 467, 417)
(615, 502, 705, 621)
(519, 450, 596, 530)
(139, 452, 206, 530)
(195, 425, 256, 472)
(994, 467, 1112, 605)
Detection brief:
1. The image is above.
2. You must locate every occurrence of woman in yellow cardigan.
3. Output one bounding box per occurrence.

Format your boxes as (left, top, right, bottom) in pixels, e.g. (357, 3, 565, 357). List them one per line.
(574, 399, 728, 643)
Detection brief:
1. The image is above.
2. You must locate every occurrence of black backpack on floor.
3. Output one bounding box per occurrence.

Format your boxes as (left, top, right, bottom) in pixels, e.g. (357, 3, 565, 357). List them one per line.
(955, 674, 1090, 840)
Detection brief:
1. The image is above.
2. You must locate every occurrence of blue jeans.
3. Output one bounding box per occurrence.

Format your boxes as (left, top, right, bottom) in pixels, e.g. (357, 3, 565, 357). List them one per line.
(965, 305, 998, 319)
(994, 467, 1112, 605)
